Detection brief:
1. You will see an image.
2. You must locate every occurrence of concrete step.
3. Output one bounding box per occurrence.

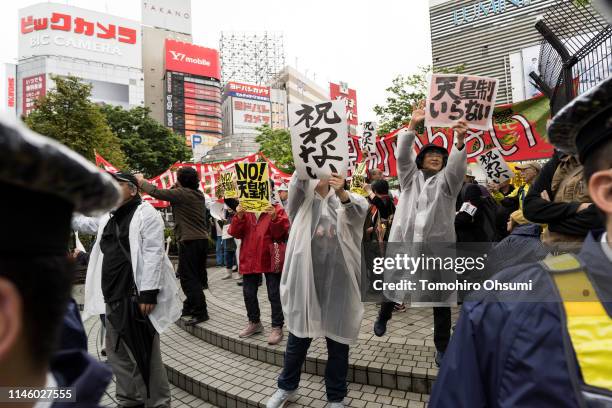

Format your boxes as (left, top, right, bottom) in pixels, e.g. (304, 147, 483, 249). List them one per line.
(84, 315, 214, 407)
(161, 324, 429, 408)
(176, 269, 441, 394)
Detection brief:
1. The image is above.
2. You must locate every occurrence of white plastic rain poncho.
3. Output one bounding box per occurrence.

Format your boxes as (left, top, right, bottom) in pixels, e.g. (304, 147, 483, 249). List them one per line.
(386, 129, 467, 304)
(280, 175, 369, 345)
(389, 129, 467, 242)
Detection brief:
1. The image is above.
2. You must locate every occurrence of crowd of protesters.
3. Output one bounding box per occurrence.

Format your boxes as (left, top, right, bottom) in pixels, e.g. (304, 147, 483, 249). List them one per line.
(2, 46, 612, 408)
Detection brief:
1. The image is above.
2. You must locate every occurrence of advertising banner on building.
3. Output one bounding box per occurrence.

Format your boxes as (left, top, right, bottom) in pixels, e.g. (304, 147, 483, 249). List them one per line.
(165, 39, 220, 79)
(142, 0, 191, 34)
(225, 82, 270, 101)
(2, 64, 17, 115)
(329, 82, 358, 128)
(19, 3, 141, 68)
(231, 96, 272, 133)
(22, 74, 46, 116)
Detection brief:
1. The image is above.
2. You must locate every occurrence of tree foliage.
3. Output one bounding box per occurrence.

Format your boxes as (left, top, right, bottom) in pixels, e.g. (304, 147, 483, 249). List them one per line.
(25, 75, 126, 167)
(100, 105, 191, 178)
(373, 65, 465, 135)
(255, 125, 294, 173)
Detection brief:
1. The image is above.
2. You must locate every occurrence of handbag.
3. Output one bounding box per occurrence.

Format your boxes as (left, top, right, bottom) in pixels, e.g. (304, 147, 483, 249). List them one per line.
(268, 241, 287, 273)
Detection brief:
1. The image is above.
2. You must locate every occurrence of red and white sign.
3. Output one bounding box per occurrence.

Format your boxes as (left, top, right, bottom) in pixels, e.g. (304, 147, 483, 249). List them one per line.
(232, 97, 271, 133)
(165, 39, 220, 80)
(225, 82, 270, 101)
(330, 82, 358, 128)
(19, 4, 141, 68)
(22, 74, 46, 116)
(7, 78, 15, 108)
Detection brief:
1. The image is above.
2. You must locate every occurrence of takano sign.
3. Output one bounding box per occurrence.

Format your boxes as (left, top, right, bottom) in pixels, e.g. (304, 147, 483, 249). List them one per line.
(18, 3, 141, 68)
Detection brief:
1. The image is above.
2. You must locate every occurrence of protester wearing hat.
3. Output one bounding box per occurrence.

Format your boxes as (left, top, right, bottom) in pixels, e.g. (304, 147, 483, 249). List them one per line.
(373, 101, 469, 368)
(0, 117, 122, 406)
(430, 74, 612, 406)
(136, 167, 210, 326)
(73, 170, 180, 408)
(277, 183, 289, 208)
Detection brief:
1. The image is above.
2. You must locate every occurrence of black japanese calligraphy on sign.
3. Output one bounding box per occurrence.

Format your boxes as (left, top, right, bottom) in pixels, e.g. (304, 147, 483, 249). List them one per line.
(361, 121, 377, 155)
(235, 163, 270, 212)
(289, 100, 349, 179)
(426, 74, 498, 131)
(477, 148, 513, 183)
(219, 171, 238, 199)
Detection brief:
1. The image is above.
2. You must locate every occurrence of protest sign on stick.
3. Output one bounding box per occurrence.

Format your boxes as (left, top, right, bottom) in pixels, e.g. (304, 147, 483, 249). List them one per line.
(219, 170, 238, 199)
(235, 162, 270, 212)
(350, 160, 369, 197)
(289, 100, 348, 179)
(477, 148, 514, 183)
(426, 74, 498, 131)
(361, 121, 377, 155)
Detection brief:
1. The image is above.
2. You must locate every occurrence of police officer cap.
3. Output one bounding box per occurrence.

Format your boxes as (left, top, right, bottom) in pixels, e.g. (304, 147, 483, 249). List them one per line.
(548, 75, 612, 163)
(0, 116, 121, 255)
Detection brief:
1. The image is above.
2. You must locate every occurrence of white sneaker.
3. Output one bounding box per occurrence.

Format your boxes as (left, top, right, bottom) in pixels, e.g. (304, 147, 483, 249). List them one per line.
(266, 388, 297, 408)
(328, 402, 344, 408)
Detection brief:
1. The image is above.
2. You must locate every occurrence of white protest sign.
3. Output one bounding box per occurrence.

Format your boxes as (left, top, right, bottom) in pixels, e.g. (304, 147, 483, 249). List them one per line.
(361, 121, 377, 154)
(477, 148, 514, 183)
(288, 100, 348, 179)
(425, 74, 498, 131)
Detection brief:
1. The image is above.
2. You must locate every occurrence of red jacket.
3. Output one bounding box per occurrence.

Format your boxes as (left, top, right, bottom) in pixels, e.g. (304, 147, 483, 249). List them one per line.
(228, 204, 290, 274)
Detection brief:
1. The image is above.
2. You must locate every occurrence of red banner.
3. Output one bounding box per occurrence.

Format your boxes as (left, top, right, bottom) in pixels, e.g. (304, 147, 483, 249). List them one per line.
(352, 95, 554, 177)
(95, 152, 291, 208)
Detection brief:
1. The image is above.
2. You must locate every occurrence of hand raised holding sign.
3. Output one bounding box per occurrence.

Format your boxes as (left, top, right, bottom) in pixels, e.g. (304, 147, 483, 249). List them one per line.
(329, 173, 350, 203)
(452, 120, 469, 149)
(408, 100, 426, 131)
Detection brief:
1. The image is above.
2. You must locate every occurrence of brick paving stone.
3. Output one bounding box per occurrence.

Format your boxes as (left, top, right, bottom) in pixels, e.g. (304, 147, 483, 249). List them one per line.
(79, 268, 433, 408)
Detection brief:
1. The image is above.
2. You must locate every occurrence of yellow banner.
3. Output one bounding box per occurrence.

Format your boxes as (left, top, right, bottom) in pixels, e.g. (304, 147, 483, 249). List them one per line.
(235, 162, 270, 212)
(350, 161, 369, 197)
(219, 170, 238, 199)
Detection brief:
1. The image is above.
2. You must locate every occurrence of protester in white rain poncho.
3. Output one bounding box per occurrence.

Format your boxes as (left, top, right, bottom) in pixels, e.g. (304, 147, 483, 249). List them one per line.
(266, 173, 368, 408)
(374, 102, 468, 368)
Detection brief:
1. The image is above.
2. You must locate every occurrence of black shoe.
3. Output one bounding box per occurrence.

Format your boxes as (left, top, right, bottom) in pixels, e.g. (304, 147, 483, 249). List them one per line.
(373, 316, 389, 337)
(181, 310, 193, 317)
(435, 351, 445, 367)
(185, 314, 209, 326)
(100, 348, 107, 357)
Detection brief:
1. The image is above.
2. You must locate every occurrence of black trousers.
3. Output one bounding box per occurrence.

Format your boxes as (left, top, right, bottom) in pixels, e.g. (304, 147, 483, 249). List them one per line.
(379, 303, 451, 353)
(242, 272, 283, 327)
(178, 239, 208, 317)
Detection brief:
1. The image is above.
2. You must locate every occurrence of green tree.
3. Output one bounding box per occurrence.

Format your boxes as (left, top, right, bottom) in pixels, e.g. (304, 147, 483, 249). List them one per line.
(373, 65, 465, 135)
(100, 105, 191, 178)
(25, 75, 126, 166)
(255, 125, 294, 173)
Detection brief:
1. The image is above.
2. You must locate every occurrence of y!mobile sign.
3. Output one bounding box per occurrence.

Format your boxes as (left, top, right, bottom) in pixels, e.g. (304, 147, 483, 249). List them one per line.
(225, 82, 270, 101)
(165, 39, 220, 80)
(18, 3, 141, 68)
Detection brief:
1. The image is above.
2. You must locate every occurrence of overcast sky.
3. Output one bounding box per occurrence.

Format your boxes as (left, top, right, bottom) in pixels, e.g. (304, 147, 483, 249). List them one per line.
(1, 0, 433, 119)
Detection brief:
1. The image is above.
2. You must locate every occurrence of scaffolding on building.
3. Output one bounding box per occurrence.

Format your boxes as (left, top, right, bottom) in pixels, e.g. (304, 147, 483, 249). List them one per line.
(219, 32, 286, 86)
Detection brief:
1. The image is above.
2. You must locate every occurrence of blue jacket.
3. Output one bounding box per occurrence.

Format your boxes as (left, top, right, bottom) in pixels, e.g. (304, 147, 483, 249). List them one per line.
(51, 298, 112, 407)
(430, 232, 612, 407)
(488, 223, 548, 273)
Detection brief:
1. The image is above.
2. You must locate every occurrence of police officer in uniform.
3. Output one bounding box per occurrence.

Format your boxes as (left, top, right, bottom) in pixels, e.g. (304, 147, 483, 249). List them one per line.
(429, 73, 612, 406)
